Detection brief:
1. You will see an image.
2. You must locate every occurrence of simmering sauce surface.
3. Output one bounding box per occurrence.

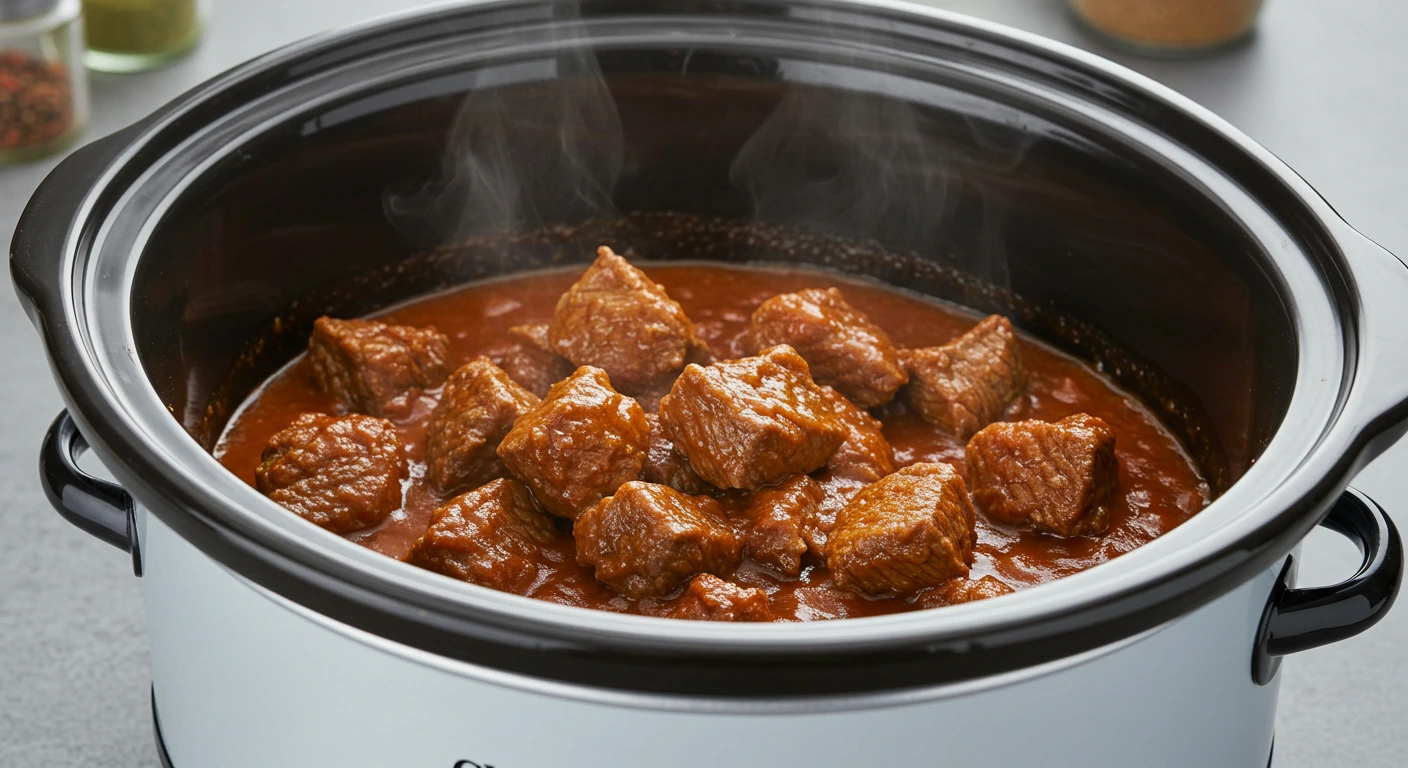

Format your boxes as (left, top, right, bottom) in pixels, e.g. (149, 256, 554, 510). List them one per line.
(215, 265, 1210, 620)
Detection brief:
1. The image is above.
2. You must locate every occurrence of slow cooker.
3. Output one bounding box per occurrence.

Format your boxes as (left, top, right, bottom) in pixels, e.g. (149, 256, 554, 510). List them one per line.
(12, 1, 1407, 765)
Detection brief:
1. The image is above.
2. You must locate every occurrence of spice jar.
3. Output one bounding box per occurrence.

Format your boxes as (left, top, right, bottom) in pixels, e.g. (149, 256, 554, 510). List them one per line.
(0, 0, 85, 163)
(1069, 0, 1265, 56)
(81, 0, 208, 73)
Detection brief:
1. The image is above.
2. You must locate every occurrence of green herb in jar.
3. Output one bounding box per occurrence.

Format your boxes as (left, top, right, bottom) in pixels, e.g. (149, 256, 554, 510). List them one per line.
(0, 50, 74, 151)
(83, 0, 198, 56)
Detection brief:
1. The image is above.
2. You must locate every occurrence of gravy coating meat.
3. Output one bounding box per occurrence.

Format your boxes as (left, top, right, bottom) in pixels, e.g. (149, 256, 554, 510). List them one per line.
(574, 481, 741, 599)
(658, 344, 846, 490)
(901, 314, 1028, 439)
(549, 246, 701, 394)
(965, 413, 1120, 537)
(218, 255, 1211, 622)
(750, 287, 909, 408)
(404, 478, 561, 595)
(423, 358, 538, 493)
(497, 366, 650, 520)
(308, 316, 449, 417)
(255, 412, 407, 534)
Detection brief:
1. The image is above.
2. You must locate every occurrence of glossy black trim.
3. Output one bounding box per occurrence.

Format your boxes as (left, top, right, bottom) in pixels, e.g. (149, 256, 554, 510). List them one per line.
(11, 0, 1408, 699)
(1252, 488, 1403, 685)
(152, 689, 174, 768)
(40, 411, 141, 577)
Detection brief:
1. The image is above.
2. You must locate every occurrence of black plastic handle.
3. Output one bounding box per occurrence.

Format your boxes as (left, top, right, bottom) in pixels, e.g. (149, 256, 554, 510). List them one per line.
(40, 411, 141, 576)
(1252, 488, 1402, 684)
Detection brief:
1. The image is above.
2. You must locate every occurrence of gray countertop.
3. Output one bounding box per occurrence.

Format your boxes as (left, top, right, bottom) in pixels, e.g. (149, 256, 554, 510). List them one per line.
(1, 1, 1403, 764)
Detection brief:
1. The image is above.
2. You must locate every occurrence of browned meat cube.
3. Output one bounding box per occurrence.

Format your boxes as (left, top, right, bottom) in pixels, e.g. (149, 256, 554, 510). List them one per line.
(818, 385, 895, 483)
(497, 366, 650, 519)
(574, 481, 741, 598)
(498, 324, 574, 398)
(920, 575, 1016, 608)
(658, 345, 847, 490)
(547, 246, 700, 393)
(743, 474, 824, 577)
(404, 478, 560, 594)
(802, 472, 869, 558)
(901, 315, 1027, 439)
(641, 413, 714, 496)
(965, 413, 1119, 537)
(255, 412, 407, 534)
(750, 287, 908, 408)
(664, 574, 773, 622)
(826, 462, 976, 597)
(308, 316, 450, 417)
(424, 358, 539, 492)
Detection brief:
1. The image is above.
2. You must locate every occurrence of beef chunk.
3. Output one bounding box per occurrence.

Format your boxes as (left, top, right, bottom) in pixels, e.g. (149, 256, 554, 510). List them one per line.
(404, 478, 560, 594)
(826, 462, 975, 597)
(818, 385, 895, 483)
(497, 366, 650, 520)
(575, 481, 741, 598)
(498, 324, 574, 398)
(901, 315, 1027, 439)
(665, 574, 773, 622)
(548, 246, 700, 393)
(658, 344, 847, 490)
(965, 413, 1119, 537)
(424, 358, 539, 492)
(743, 474, 824, 577)
(641, 413, 714, 496)
(750, 287, 908, 408)
(256, 412, 407, 534)
(803, 472, 869, 558)
(920, 575, 1016, 608)
(308, 316, 450, 417)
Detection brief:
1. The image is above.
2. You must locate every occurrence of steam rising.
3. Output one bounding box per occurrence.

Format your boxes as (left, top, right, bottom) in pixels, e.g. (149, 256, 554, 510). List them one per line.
(729, 86, 952, 255)
(385, 35, 623, 241)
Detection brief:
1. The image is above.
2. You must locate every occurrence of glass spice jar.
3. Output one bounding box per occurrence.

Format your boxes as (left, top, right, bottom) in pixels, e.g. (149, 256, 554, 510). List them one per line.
(0, 0, 86, 163)
(1069, 0, 1265, 57)
(81, 0, 209, 73)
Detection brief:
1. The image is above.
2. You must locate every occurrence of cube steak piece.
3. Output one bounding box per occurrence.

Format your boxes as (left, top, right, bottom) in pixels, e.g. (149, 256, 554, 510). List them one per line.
(664, 574, 774, 622)
(548, 246, 700, 394)
(743, 474, 824, 578)
(424, 358, 539, 493)
(497, 366, 650, 520)
(641, 412, 714, 497)
(657, 344, 847, 490)
(817, 385, 895, 483)
(256, 412, 407, 534)
(826, 462, 976, 597)
(920, 575, 1016, 608)
(964, 413, 1119, 537)
(750, 287, 908, 408)
(574, 481, 741, 599)
(404, 478, 561, 595)
(498, 324, 575, 399)
(308, 316, 450, 417)
(900, 314, 1027, 439)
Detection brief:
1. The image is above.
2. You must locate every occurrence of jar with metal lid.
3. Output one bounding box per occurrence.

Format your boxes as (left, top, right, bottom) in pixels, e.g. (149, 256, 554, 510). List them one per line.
(0, 0, 85, 163)
(81, 0, 209, 73)
(1069, 0, 1265, 56)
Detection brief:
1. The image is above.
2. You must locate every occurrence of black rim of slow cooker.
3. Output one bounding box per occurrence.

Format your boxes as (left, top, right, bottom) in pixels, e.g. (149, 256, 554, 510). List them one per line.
(13, 0, 1407, 698)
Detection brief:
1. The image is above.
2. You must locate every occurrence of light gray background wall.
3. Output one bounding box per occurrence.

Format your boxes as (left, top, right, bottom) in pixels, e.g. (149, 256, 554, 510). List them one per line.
(1, 1, 1402, 764)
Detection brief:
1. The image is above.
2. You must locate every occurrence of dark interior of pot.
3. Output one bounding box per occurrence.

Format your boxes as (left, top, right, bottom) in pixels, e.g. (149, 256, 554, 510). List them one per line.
(129, 32, 1297, 495)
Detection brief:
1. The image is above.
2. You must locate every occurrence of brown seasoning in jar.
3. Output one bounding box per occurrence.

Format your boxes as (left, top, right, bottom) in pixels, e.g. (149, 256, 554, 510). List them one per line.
(0, 50, 73, 150)
(1071, 0, 1263, 49)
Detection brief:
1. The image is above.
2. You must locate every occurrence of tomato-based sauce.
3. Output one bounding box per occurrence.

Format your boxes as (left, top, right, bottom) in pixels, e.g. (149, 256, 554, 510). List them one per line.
(215, 264, 1209, 621)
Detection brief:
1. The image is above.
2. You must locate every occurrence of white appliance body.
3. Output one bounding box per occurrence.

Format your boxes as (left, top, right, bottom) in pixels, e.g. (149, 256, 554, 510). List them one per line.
(142, 512, 1282, 768)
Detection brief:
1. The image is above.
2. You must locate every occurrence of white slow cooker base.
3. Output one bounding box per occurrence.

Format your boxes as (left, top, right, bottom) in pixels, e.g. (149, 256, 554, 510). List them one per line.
(142, 512, 1282, 767)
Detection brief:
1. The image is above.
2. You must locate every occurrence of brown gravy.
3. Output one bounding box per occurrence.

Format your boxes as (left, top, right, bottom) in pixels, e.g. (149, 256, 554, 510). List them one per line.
(214, 264, 1210, 621)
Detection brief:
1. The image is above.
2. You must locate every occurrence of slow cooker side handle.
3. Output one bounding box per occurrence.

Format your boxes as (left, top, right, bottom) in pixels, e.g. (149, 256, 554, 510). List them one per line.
(39, 411, 141, 577)
(1252, 488, 1402, 684)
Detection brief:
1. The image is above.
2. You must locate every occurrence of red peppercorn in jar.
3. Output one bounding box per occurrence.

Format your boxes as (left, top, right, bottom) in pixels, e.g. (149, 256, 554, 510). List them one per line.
(0, 0, 86, 162)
